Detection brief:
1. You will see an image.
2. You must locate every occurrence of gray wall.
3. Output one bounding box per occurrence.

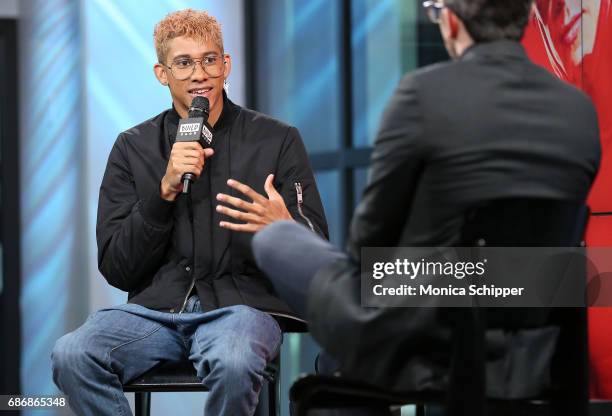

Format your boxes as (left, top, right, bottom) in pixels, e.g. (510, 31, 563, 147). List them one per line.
(0, 0, 18, 17)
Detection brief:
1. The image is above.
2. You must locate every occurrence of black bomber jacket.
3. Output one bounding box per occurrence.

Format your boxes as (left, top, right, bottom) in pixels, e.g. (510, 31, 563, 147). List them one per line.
(96, 94, 328, 319)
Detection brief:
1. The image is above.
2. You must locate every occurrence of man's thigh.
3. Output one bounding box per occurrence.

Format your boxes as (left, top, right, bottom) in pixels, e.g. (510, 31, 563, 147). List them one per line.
(59, 305, 186, 383)
(188, 305, 282, 377)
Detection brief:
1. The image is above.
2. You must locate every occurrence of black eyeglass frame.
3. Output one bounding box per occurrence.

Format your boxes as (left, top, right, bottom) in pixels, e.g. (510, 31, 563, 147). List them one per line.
(422, 0, 446, 24)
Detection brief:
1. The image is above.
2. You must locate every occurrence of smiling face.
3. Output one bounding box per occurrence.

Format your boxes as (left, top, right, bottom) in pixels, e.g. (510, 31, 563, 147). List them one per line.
(536, 0, 601, 66)
(154, 36, 231, 125)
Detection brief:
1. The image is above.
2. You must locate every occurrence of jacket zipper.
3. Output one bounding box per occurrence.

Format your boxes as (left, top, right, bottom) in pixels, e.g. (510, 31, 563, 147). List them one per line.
(179, 274, 195, 314)
(294, 182, 315, 232)
(179, 193, 196, 314)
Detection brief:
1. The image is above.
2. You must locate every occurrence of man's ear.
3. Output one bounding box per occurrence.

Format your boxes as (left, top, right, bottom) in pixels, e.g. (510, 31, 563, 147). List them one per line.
(153, 63, 168, 86)
(448, 10, 460, 39)
(222, 54, 232, 80)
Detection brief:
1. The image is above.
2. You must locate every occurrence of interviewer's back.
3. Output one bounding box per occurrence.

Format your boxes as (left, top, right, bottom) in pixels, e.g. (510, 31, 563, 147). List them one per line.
(295, 0, 602, 403)
(348, 40, 600, 254)
(312, 0, 602, 397)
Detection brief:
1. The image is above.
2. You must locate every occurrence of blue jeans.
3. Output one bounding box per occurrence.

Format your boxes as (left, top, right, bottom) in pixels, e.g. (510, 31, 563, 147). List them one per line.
(51, 296, 282, 416)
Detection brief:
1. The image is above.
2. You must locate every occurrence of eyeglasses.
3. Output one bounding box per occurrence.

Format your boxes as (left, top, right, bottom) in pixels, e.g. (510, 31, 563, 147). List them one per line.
(422, 0, 445, 24)
(163, 55, 225, 81)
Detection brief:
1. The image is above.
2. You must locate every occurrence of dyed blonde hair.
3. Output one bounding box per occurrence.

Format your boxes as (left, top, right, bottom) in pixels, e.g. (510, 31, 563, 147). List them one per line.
(154, 9, 224, 64)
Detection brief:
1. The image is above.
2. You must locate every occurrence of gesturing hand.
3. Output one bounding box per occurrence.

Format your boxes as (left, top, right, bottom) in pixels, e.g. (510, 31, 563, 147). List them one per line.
(216, 174, 294, 233)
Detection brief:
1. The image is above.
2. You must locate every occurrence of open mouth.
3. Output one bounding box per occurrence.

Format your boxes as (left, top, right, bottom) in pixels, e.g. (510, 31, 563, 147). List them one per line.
(189, 87, 212, 97)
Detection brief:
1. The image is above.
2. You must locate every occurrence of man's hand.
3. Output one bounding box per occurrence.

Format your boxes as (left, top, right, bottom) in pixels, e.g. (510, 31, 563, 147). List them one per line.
(216, 174, 294, 233)
(160, 142, 214, 201)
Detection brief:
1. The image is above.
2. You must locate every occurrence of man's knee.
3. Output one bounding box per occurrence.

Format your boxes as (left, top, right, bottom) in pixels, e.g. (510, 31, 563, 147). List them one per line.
(227, 305, 282, 351)
(52, 333, 77, 366)
(252, 220, 301, 265)
(208, 345, 268, 393)
(51, 329, 103, 382)
(52, 333, 84, 383)
(199, 311, 280, 380)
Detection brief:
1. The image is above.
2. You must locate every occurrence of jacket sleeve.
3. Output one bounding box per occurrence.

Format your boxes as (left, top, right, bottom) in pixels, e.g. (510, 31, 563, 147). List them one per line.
(347, 74, 425, 259)
(96, 134, 175, 291)
(276, 126, 329, 239)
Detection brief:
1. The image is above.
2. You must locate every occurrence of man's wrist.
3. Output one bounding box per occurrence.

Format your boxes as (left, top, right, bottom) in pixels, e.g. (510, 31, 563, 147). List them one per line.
(160, 178, 178, 201)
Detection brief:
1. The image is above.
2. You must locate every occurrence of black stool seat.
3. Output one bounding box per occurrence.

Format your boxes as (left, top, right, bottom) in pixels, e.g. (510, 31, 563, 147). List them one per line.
(123, 353, 280, 415)
(124, 358, 278, 393)
(124, 360, 211, 392)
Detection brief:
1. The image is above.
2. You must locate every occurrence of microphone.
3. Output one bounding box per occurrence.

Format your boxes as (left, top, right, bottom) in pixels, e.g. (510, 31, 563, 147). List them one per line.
(175, 96, 213, 194)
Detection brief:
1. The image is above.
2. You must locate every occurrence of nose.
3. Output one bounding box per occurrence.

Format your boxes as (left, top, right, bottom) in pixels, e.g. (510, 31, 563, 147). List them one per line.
(191, 60, 208, 81)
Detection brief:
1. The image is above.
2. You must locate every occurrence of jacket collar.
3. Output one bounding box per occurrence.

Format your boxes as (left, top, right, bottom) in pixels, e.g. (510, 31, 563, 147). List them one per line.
(214, 91, 240, 132)
(460, 40, 527, 62)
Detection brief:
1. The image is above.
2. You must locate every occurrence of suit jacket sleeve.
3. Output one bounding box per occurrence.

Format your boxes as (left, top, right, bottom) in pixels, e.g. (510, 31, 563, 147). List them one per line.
(347, 74, 425, 259)
(276, 126, 329, 239)
(96, 134, 175, 291)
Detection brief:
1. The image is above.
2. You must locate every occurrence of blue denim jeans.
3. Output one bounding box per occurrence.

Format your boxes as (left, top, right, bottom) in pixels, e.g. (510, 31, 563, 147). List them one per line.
(51, 297, 282, 416)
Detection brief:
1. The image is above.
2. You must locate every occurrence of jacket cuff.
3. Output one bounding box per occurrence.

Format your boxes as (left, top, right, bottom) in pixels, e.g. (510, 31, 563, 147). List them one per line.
(140, 190, 175, 228)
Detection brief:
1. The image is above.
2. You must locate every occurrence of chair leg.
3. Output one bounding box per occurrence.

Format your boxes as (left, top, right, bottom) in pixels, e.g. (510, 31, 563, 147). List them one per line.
(416, 404, 426, 416)
(254, 385, 267, 416)
(134, 392, 151, 416)
(269, 354, 280, 416)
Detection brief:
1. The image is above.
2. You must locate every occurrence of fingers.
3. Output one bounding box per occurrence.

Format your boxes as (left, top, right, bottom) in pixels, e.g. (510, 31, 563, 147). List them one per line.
(162, 142, 214, 198)
(178, 149, 204, 161)
(264, 174, 281, 199)
(179, 164, 202, 177)
(216, 198, 263, 233)
(169, 144, 215, 181)
(216, 193, 264, 215)
(219, 220, 260, 233)
(173, 141, 204, 151)
(172, 143, 214, 163)
(216, 204, 262, 224)
(217, 175, 292, 233)
(226, 179, 267, 204)
(172, 155, 203, 178)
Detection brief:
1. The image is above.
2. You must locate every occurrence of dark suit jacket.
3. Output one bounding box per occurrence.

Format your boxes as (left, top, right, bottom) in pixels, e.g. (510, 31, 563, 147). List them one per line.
(307, 41, 600, 398)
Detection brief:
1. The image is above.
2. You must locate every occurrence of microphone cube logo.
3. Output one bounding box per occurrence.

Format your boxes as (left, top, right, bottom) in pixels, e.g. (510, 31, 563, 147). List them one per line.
(179, 122, 201, 135)
(176, 119, 204, 142)
(202, 125, 213, 145)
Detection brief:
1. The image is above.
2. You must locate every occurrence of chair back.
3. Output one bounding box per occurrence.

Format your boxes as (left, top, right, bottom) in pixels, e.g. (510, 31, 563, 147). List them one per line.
(447, 198, 589, 416)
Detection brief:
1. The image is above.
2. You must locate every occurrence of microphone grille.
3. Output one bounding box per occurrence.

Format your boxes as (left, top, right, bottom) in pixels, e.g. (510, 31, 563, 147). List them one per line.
(189, 96, 209, 116)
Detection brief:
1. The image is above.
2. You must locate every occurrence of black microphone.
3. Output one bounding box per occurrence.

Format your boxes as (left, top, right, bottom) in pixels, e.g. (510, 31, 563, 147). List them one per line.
(175, 96, 213, 194)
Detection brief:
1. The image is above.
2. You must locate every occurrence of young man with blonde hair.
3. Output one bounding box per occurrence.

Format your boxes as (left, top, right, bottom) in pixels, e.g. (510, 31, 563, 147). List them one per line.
(51, 9, 327, 416)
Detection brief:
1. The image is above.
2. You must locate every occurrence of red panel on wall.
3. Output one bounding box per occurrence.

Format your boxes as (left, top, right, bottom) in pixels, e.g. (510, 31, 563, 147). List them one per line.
(524, 0, 611, 211)
(523, 0, 612, 399)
